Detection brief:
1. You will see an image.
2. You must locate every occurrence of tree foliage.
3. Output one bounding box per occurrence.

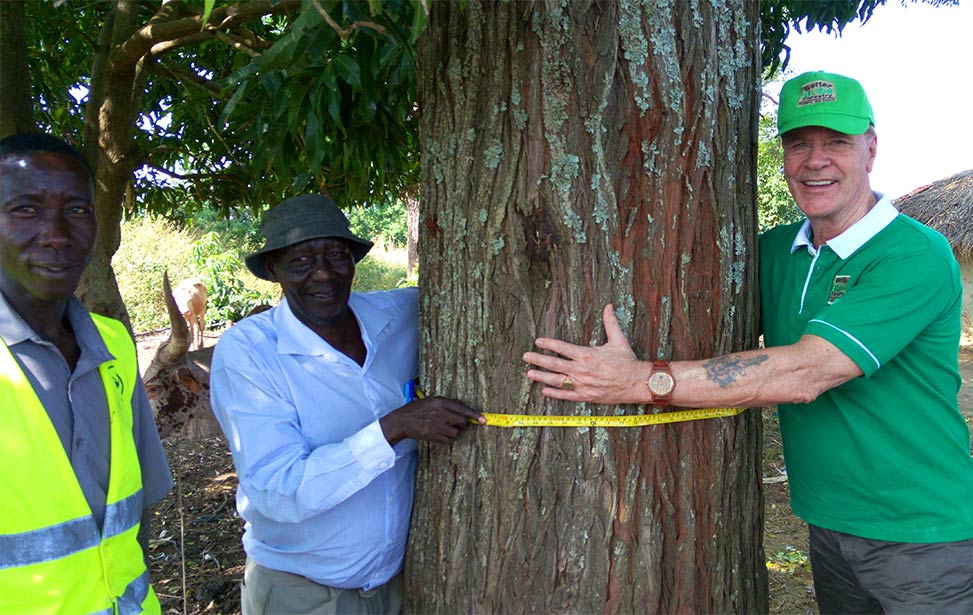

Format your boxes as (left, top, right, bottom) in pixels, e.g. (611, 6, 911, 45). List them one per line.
(218, 0, 421, 209)
(16, 0, 423, 219)
(757, 108, 802, 231)
(9, 0, 953, 220)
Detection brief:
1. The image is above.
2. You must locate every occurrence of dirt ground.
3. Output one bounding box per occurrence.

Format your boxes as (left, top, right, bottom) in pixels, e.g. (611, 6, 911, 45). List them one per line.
(139, 333, 973, 615)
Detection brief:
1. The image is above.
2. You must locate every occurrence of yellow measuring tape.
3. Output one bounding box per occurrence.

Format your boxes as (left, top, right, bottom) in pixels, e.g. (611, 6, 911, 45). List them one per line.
(479, 407, 745, 428)
(409, 383, 744, 428)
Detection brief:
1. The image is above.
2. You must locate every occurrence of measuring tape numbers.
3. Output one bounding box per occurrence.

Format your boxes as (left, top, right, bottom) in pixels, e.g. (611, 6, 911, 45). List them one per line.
(405, 381, 745, 428)
(480, 407, 745, 428)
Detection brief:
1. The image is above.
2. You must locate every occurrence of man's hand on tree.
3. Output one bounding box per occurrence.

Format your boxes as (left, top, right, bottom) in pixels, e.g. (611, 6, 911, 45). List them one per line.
(380, 397, 485, 445)
(523, 303, 646, 404)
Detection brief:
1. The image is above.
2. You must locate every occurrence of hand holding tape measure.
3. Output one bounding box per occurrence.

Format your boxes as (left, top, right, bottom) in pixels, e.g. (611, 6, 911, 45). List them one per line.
(404, 303, 749, 428)
(403, 382, 745, 428)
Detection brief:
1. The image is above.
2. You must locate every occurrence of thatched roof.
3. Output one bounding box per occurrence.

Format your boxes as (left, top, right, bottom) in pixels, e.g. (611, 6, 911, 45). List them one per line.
(895, 169, 973, 260)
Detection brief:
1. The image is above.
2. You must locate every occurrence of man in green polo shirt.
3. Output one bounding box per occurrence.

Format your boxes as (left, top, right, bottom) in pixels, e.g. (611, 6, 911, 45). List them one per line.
(523, 71, 973, 613)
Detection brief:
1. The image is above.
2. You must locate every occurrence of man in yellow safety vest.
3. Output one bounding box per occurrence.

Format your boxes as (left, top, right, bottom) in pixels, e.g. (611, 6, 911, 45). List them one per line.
(0, 133, 173, 614)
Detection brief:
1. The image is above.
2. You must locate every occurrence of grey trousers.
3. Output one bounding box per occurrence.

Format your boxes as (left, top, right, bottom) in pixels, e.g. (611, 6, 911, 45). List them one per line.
(809, 524, 973, 615)
(241, 558, 403, 615)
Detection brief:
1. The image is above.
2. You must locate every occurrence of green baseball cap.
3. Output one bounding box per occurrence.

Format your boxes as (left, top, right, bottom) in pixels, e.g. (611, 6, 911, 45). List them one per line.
(777, 71, 875, 136)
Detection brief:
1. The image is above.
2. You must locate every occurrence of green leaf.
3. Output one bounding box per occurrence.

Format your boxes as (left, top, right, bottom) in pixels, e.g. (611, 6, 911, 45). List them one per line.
(201, 0, 216, 29)
(286, 80, 311, 131)
(312, 65, 343, 127)
(224, 62, 260, 89)
(305, 105, 325, 170)
(292, 171, 313, 193)
(409, 0, 429, 44)
(332, 54, 361, 90)
(220, 82, 252, 125)
(259, 28, 302, 73)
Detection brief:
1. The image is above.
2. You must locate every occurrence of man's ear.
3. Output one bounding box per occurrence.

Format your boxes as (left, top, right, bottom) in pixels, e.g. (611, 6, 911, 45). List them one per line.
(264, 255, 280, 283)
(865, 133, 878, 173)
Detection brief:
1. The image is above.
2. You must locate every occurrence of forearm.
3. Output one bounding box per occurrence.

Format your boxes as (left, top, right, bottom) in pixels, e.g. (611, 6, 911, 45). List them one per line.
(671, 336, 862, 408)
(591, 349, 792, 407)
(525, 304, 864, 408)
(236, 420, 397, 523)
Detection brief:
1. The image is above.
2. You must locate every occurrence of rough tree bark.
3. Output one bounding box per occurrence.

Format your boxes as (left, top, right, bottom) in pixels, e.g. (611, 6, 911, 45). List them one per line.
(0, 1, 34, 138)
(76, 0, 142, 329)
(407, 2, 766, 613)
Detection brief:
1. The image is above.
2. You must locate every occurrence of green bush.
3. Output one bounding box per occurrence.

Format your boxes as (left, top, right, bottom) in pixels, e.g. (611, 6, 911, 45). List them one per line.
(353, 242, 414, 291)
(115, 213, 411, 334)
(758, 107, 803, 231)
(115, 217, 200, 332)
(191, 231, 279, 325)
(346, 199, 409, 246)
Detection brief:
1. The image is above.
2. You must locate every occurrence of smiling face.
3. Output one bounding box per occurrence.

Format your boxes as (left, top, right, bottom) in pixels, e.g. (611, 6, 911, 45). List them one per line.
(782, 126, 878, 238)
(0, 152, 96, 310)
(265, 236, 356, 329)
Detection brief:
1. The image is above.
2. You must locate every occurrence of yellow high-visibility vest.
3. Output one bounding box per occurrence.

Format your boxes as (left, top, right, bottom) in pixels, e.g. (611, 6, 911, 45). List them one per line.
(0, 314, 161, 615)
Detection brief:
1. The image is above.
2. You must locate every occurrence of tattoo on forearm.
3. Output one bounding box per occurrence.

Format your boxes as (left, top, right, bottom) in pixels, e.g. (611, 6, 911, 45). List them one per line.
(704, 354, 769, 387)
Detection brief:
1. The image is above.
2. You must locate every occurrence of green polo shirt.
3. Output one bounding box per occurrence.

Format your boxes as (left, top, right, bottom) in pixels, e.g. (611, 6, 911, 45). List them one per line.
(760, 196, 973, 542)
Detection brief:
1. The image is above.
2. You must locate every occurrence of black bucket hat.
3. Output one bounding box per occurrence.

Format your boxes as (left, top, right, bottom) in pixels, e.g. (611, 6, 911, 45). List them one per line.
(245, 194, 373, 280)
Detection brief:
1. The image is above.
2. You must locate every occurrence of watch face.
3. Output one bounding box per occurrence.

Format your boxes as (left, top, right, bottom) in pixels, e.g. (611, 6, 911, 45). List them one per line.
(648, 372, 675, 395)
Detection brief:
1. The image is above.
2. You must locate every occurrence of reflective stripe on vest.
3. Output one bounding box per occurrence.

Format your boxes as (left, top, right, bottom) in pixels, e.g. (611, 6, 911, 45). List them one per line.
(0, 314, 160, 614)
(0, 488, 142, 567)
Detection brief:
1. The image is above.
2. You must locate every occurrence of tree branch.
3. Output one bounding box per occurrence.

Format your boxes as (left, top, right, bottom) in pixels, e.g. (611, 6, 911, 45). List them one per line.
(117, 0, 301, 65)
(150, 31, 214, 56)
(143, 162, 235, 182)
(213, 30, 263, 57)
(310, 0, 387, 40)
(152, 61, 224, 99)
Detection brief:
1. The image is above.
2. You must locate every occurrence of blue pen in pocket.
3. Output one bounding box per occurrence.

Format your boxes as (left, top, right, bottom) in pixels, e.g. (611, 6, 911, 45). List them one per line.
(403, 380, 417, 403)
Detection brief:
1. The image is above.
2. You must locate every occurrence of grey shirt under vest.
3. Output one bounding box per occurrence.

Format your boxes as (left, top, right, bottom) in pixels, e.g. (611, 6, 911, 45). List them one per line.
(0, 292, 173, 529)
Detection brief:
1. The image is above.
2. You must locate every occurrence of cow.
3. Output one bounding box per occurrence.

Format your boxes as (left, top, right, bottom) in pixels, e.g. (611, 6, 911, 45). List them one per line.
(172, 276, 207, 351)
(144, 272, 221, 440)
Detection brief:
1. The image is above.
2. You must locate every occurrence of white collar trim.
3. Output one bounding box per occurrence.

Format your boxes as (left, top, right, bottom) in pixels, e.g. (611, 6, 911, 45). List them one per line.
(790, 193, 898, 259)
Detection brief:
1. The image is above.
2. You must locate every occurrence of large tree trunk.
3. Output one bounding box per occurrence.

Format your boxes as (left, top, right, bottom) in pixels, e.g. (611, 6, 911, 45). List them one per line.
(0, 0, 34, 137)
(75, 0, 144, 329)
(406, 2, 766, 613)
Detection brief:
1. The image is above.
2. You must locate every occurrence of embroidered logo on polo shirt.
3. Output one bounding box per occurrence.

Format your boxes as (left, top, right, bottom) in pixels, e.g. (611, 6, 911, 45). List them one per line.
(798, 80, 836, 106)
(828, 275, 851, 304)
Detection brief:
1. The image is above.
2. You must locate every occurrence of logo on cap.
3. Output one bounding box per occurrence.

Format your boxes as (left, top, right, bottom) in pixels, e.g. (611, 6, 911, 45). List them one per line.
(797, 80, 836, 107)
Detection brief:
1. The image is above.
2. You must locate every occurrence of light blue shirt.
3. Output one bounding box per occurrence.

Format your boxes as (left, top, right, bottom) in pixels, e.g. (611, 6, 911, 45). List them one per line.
(210, 287, 419, 590)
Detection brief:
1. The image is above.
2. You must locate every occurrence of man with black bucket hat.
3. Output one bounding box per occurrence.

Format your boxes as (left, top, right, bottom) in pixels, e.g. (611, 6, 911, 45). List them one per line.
(211, 194, 485, 614)
(523, 72, 973, 613)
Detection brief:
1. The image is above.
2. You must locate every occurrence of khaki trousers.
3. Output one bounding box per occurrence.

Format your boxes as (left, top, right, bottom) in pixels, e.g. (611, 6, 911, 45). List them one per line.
(241, 557, 403, 615)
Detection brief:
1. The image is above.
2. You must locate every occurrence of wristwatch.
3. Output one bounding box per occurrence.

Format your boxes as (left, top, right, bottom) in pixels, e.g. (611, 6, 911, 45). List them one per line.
(646, 360, 675, 405)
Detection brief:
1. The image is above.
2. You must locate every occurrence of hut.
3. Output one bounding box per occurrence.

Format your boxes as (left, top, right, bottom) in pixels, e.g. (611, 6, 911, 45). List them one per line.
(895, 169, 973, 346)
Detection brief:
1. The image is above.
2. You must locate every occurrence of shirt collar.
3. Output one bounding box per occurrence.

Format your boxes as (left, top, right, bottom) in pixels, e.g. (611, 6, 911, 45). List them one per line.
(790, 193, 898, 259)
(273, 293, 393, 362)
(0, 292, 113, 364)
(0, 291, 33, 346)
